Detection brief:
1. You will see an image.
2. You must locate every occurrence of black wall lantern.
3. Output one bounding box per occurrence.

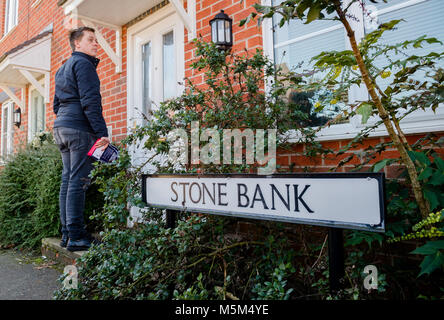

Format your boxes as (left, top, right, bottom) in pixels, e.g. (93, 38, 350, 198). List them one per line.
(13, 107, 21, 127)
(209, 10, 233, 50)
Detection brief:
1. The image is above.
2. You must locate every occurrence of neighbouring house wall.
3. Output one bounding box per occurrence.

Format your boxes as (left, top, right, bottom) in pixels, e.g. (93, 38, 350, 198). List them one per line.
(0, 0, 128, 152)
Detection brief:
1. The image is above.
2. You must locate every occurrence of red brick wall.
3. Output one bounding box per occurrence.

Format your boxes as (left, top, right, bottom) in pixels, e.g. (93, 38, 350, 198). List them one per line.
(185, 0, 262, 86)
(184, 0, 444, 176)
(0, 0, 128, 147)
(0, 0, 442, 174)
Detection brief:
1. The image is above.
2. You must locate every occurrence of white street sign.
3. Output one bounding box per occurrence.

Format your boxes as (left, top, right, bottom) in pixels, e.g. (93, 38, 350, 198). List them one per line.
(142, 173, 385, 232)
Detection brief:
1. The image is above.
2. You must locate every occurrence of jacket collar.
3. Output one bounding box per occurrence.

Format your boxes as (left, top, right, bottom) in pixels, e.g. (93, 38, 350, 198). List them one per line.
(72, 51, 100, 68)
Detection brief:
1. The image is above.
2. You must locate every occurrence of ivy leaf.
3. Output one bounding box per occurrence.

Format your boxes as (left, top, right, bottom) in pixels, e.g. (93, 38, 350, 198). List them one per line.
(356, 103, 373, 124)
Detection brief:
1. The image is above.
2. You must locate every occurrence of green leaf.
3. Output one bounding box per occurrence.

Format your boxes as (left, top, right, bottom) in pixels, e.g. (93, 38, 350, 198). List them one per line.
(411, 240, 444, 255)
(428, 171, 444, 186)
(424, 189, 439, 211)
(433, 155, 444, 171)
(408, 151, 431, 166)
(418, 167, 433, 181)
(305, 6, 321, 24)
(373, 159, 389, 173)
(356, 103, 373, 124)
(417, 251, 444, 277)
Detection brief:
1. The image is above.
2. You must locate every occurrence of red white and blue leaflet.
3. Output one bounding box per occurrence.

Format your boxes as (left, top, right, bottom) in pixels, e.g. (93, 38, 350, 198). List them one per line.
(88, 139, 119, 163)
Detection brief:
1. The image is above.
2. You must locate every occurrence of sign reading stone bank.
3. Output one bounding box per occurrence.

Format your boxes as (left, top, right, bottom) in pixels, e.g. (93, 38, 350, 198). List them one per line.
(142, 173, 385, 232)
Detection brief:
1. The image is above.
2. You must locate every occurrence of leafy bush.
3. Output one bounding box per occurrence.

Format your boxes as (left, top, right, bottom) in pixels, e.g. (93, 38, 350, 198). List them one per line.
(55, 34, 444, 300)
(0, 135, 105, 250)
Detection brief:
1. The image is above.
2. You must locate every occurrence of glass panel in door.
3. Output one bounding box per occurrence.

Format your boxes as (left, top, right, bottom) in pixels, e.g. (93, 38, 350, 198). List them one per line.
(142, 41, 152, 123)
(162, 31, 176, 100)
(31, 90, 45, 137)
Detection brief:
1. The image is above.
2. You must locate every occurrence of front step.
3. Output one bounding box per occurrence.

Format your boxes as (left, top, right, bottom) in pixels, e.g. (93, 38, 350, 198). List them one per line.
(41, 237, 87, 266)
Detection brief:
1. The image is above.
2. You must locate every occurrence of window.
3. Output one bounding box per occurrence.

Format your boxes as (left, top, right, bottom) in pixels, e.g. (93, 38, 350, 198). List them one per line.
(266, 0, 444, 140)
(162, 31, 176, 100)
(4, 0, 19, 35)
(28, 89, 46, 140)
(142, 41, 152, 121)
(1, 101, 14, 157)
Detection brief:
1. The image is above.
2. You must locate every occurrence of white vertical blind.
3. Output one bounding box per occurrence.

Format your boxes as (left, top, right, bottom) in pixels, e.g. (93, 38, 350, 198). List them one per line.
(364, 0, 444, 91)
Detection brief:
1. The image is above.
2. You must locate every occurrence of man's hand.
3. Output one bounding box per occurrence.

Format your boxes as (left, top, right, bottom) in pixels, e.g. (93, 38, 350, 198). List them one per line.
(95, 137, 110, 151)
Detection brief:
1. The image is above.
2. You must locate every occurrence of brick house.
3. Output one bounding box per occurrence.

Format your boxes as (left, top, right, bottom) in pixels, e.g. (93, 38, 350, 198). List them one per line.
(0, 0, 443, 176)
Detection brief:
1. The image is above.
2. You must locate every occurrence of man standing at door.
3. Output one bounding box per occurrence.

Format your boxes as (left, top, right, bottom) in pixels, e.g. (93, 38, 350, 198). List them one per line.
(53, 27, 109, 252)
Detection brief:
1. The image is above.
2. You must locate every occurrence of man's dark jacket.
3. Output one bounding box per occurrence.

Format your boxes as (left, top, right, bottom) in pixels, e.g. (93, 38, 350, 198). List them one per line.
(53, 51, 108, 138)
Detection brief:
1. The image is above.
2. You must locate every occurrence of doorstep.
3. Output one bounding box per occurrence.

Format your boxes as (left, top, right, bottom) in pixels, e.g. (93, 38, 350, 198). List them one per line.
(41, 237, 87, 266)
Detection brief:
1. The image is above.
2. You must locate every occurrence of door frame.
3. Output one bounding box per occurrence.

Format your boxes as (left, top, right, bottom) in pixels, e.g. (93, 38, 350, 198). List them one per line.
(127, 4, 185, 132)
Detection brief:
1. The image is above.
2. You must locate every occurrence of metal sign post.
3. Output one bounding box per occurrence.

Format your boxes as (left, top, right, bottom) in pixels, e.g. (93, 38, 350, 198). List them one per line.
(166, 209, 177, 229)
(328, 228, 345, 292)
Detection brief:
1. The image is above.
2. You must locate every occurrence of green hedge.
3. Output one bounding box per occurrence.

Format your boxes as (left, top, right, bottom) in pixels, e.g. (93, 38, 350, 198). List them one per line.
(0, 137, 104, 250)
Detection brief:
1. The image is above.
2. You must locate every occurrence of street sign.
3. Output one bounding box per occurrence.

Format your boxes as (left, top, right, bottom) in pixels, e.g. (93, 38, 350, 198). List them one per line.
(142, 173, 385, 232)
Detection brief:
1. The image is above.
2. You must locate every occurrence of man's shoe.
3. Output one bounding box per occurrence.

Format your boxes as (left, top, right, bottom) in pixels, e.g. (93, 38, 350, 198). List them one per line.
(67, 238, 91, 252)
(60, 235, 69, 248)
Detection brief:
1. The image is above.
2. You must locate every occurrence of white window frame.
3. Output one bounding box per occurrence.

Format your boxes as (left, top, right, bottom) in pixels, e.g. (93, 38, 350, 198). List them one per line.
(262, 0, 444, 142)
(27, 82, 46, 142)
(1, 100, 14, 158)
(4, 0, 19, 36)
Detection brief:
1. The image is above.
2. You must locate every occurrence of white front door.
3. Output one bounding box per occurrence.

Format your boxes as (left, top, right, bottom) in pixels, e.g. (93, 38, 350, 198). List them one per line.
(127, 5, 185, 224)
(128, 6, 185, 169)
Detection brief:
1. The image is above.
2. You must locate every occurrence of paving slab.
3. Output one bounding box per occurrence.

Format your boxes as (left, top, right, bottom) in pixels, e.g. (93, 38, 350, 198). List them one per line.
(0, 249, 63, 300)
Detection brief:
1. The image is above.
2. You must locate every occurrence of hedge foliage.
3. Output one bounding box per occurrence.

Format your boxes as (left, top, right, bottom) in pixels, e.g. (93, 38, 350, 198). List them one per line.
(0, 135, 104, 250)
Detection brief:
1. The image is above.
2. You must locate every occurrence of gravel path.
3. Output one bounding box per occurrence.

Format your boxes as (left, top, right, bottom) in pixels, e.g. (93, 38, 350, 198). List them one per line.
(0, 249, 62, 300)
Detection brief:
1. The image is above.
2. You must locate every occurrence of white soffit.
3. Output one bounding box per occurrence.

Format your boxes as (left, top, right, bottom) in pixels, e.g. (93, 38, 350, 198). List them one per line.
(63, 0, 166, 27)
(0, 33, 52, 85)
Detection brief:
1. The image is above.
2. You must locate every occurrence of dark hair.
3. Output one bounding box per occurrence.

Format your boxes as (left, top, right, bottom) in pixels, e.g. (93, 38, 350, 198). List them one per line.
(69, 27, 95, 51)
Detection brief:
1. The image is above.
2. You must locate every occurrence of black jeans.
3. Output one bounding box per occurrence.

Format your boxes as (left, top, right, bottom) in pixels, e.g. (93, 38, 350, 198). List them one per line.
(54, 127, 97, 240)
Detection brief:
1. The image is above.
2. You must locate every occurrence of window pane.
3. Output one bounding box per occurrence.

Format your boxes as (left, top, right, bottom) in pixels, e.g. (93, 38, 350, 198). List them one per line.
(38, 95, 45, 132)
(273, 4, 347, 126)
(31, 91, 45, 137)
(364, 0, 444, 91)
(142, 41, 152, 118)
(5, 0, 18, 34)
(32, 96, 38, 135)
(2, 107, 8, 156)
(163, 31, 176, 100)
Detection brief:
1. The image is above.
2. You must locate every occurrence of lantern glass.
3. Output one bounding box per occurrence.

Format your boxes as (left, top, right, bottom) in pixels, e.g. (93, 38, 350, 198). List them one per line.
(217, 20, 225, 43)
(211, 20, 217, 43)
(225, 20, 231, 43)
(13, 108, 21, 127)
